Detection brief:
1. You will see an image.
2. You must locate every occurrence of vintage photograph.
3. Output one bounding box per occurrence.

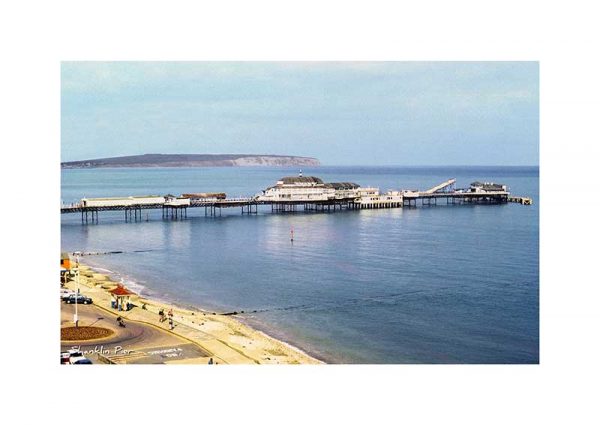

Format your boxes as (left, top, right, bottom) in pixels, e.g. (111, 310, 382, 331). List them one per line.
(60, 61, 539, 365)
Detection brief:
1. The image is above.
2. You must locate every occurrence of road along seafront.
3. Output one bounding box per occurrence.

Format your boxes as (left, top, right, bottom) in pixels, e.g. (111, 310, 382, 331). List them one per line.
(61, 263, 323, 365)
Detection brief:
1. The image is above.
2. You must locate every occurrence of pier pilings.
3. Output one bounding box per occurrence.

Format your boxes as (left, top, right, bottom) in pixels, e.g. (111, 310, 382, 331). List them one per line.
(161, 206, 188, 220)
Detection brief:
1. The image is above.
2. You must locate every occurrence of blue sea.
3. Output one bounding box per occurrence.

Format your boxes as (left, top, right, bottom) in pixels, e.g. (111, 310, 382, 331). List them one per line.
(61, 166, 539, 364)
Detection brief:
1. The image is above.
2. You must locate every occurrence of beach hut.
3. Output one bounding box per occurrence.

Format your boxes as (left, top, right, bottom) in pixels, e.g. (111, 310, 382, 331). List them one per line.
(60, 252, 74, 284)
(61, 252, 73, 269)
(109, 285, 136, 311)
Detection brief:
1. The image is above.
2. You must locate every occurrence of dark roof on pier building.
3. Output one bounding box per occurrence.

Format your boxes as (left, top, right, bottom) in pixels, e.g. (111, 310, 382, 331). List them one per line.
(280, 176, 324, 185)
(325, 182, 360, 190)
(471, 181, 505, 191)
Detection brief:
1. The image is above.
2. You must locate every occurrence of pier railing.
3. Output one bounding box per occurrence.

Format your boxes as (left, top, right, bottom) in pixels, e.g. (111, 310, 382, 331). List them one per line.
(61, 178, 531, 223)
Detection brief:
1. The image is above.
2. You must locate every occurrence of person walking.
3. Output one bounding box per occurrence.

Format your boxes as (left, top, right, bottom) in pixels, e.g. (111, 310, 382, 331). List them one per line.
(208, 358, 213, 365)
(169, 317, 174, 330)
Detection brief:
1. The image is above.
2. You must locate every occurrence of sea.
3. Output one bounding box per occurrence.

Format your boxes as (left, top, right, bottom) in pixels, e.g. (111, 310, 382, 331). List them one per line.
(61, 166, 539, 364)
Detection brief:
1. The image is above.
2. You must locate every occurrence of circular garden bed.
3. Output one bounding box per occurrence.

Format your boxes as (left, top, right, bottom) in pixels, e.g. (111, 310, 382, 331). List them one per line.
(61, 326, 114, 341)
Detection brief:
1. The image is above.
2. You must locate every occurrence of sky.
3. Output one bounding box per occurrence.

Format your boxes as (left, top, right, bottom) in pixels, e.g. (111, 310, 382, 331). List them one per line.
(61, 62, 538, 165)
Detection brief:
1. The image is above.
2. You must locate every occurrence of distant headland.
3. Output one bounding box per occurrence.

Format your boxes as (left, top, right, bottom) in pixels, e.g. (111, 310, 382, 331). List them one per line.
(61, 154, 321, 169)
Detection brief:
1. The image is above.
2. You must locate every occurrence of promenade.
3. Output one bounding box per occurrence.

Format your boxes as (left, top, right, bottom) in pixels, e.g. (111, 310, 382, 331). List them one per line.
(61, 302, 213, 364)
(61, 265, 322, 364)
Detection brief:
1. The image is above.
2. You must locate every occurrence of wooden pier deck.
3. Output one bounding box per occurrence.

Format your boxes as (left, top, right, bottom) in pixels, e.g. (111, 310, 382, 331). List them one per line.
(61, 179, 530, 224)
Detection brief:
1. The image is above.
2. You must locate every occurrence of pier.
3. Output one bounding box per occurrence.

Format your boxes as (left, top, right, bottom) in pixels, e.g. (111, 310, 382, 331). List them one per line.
(61, 177, 531, 224)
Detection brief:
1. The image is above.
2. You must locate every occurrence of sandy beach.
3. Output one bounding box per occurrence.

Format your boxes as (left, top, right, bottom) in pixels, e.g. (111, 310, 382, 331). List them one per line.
(61, 262, 323, 364)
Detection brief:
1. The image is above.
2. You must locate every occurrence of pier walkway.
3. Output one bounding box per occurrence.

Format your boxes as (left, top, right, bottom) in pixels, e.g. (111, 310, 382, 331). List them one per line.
(61, 178, 529, 224)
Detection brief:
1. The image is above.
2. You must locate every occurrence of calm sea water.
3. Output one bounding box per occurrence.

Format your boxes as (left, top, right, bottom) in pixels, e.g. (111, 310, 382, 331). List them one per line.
(61, 166, 539, 364)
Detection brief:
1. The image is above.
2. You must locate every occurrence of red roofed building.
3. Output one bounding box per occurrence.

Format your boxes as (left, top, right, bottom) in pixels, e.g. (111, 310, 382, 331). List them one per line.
(109, 285, 136, 311)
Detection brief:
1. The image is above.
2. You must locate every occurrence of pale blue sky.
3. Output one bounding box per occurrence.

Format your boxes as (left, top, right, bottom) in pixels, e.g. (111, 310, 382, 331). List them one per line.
(61, 62, 538, 165)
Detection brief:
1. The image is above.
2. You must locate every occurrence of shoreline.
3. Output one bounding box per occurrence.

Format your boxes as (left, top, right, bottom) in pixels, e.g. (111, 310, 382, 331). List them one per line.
(63, 261, 324, 364)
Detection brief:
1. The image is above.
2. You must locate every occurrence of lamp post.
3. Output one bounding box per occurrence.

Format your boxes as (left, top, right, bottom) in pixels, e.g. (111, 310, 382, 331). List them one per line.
(74, 254, 80, 328)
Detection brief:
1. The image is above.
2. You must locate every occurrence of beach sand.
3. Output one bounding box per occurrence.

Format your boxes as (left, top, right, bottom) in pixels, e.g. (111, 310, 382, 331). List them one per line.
(62, 263, 323, 365)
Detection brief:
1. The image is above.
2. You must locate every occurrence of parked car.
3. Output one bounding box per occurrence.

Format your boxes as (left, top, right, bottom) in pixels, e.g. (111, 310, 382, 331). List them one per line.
(60, 289, 76, 300)
(61, 349, 83, 364)
(64, 294, 93, 304)
(70, 356, 93, 364)
(60, 352, 72, 364)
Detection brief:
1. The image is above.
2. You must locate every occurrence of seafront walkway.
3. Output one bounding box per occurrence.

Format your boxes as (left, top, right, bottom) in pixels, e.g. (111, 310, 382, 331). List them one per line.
(62, 277, 256, 364)
(61, 302, 213, 364)
(62, 265, 320, 364)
